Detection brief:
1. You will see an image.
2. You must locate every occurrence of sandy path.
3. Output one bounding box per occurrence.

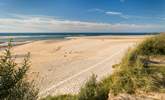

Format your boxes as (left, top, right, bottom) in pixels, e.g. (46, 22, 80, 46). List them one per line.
(10, 36, 144, 97)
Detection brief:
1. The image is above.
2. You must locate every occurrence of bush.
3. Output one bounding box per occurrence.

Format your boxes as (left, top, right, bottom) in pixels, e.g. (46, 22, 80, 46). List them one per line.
(0, 42, 38, 100)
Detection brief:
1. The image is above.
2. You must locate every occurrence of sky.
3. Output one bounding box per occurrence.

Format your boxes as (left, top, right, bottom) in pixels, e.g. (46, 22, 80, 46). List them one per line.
(0, 0, 165, 33)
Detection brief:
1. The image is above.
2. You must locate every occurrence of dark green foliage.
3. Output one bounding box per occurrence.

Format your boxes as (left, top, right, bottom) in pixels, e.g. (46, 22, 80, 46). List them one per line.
(0, 42, 38, 100)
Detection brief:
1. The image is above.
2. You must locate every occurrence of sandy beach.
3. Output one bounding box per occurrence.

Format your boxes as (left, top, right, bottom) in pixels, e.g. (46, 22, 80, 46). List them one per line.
(9, 36, 146, 97)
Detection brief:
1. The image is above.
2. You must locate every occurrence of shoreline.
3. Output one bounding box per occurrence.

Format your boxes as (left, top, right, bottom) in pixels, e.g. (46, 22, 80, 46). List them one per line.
(66, 35, 151, 39)
(1, 35, 147, 97)
(0, 35, 149, 47)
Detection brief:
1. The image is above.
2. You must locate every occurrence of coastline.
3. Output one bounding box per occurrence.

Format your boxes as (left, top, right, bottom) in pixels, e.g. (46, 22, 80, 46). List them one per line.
(0, 35, 152, 98)
(5, 35, 146, 97)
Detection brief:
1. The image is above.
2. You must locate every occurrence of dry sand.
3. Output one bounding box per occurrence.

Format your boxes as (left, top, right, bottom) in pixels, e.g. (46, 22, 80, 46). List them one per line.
(10, 36, 146, 97)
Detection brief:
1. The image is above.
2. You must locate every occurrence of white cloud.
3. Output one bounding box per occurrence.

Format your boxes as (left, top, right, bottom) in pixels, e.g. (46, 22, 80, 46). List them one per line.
(105, 11, 122, 15)
(105, 11, 129, 19)
(88, 8, 128, 19)
(0, 15, 163, 32)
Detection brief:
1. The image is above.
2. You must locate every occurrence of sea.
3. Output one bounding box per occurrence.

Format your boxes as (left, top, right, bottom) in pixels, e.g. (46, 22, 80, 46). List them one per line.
(0, 33, 159, 46)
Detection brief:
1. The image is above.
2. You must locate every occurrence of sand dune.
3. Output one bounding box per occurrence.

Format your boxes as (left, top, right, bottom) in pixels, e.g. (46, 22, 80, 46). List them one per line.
(10, 36, 145, 97)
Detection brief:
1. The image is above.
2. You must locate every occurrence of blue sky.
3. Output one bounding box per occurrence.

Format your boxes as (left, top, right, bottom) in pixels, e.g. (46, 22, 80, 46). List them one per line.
(0, 0, 165, 32)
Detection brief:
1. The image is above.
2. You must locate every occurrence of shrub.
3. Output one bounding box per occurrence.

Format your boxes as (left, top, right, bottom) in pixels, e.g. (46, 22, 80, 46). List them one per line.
(0, 42, 38, 100)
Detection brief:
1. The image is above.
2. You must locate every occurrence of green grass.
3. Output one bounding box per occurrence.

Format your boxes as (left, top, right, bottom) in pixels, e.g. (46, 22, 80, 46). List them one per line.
(100, 34, 165, 97)
(42, 34, 165, 100)
(136, 34, 165, 56)
(78, 74, 109, 100)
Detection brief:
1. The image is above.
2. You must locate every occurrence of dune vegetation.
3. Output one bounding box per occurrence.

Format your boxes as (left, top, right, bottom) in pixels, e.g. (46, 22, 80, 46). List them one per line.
(103, 34, 165, 95)
(0, 42, 38, 100)
(42, 34, 165, 100)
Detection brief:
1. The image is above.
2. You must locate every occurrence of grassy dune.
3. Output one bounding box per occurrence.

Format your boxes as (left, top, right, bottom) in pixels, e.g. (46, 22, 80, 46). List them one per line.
(42, 34, 165, 100)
